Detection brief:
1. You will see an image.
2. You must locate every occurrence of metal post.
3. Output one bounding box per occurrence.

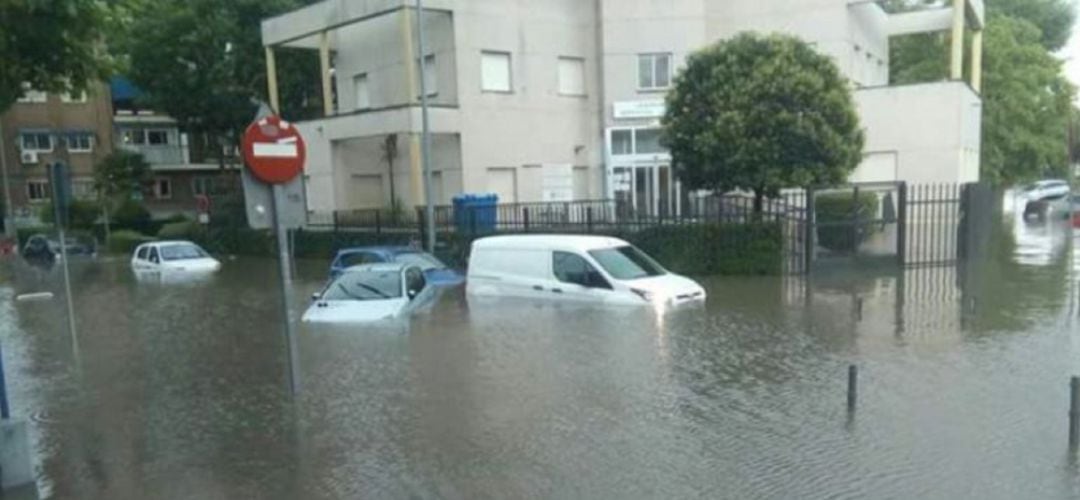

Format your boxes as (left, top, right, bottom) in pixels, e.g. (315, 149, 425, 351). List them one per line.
(51, 166, 79, 366)
(0, 121, 15, 238)
(897, 182, 908, 266)
(804, 187, 816, 274)
(375, 210, 382, 235)
(847, 365, 858, 412)
(523, 207, 530, 233)
(414, 0, 435, 253)
(587, 207, 594, 233)
(272, 186, 300, 396)
(0, 342, 10, 419)
(1070, 376, 1080, 452)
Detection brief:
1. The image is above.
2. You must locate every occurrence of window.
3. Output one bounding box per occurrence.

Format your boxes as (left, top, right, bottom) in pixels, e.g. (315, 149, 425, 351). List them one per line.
(72, 180, 96, 200)
(20, 132, 52, 152)
(322, 270, 403, 301)
(635, 128, 663, 154)
(153, 178, 172, 199)
(558, 57, 586, 96)
(192, 177, 215, 196)
(394, 252, 445, 271)
(146, 130, 170, 145)
(588, 246, 666, 280)
(64, 133, 93, 153)
(60, 90, 88, 103)
(148, 247, 160, 264)
(136, 246, 149, 260)
(405, 268, 426, 297)
(122, 129, 145, 145)
(481, 51, 512, 93)
(611, 130, 633, 155)
(27, 180, 50, 201)
(338, 252, 385, 268)
(418, 54, 437, 97)
(160, 243, 208, 261)
(17, 84, 46, 103)
(638, 53, 672, 90)
(553, 251, 611, 289)
(353, 73, 370, 110)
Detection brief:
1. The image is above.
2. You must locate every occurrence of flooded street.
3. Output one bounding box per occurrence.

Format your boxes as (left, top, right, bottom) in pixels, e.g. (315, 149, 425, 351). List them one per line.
(2, 211, 1079, 499)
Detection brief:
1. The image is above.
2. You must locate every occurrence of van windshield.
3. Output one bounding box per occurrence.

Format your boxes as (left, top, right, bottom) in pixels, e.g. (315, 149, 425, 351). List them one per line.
(588, 246, 666, 280)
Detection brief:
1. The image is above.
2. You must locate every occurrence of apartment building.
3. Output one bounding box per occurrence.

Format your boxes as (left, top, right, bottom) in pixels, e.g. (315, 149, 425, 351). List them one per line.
(0, 81, 114, 223)
(111, 78, 240, 218)
(261, 0, 984, 216)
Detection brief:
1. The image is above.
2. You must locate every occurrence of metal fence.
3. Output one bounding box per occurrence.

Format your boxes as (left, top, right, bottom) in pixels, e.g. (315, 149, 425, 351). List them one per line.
(306, 181, 990, 275)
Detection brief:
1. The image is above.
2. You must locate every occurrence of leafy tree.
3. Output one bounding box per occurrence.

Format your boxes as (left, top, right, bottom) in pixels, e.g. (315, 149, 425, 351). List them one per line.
(987, 0, 1075, 50)
(93, 151, 151, 241)
(113, 0, 321, 166)
(661, 33, 865, 212)
(0, 0, 113, 113)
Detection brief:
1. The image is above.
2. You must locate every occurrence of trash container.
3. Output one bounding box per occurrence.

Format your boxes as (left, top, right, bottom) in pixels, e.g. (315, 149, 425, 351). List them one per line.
(453, 194, 499, 234)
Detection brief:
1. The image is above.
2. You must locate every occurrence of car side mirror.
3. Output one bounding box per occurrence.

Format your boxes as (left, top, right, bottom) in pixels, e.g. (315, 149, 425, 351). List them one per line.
(311, 292, 321, 302)
(407, 289, 418, 300)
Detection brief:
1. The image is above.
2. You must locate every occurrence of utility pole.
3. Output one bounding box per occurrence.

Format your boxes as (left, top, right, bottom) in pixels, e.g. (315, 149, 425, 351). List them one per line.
(415, 0, 436, 253)
(0, 120, 16, 238)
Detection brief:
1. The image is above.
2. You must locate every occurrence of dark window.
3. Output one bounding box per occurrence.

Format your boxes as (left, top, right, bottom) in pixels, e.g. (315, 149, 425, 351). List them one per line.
(21, 132, 52, 151)
(323, 270, 403, 301)
(148, 247, 160, 263)
(553, 251, 611, 289)
(136, 247, 149, 260)
(147, 130, 169, 145)
(405, 267, 426, 296)
(339, 252, 384, 268)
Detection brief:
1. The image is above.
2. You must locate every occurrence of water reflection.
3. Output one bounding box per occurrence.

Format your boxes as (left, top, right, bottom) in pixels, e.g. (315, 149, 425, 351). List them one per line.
(0, 208, 1077, 499)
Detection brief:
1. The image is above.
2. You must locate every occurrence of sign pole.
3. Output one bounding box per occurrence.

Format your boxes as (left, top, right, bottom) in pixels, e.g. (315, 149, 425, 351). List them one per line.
(50, 163, 80, 367)
(272, 185, 300, 396)
(415, 0, 436, 253)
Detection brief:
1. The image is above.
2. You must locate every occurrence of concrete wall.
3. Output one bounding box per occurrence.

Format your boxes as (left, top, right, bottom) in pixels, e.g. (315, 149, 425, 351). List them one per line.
(854, 82, 982, 183)
(331, 132, 461, 209)
(452, 0, 604, 201)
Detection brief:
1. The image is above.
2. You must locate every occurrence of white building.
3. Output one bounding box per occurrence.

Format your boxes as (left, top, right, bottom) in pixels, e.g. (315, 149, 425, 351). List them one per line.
(261, 0, 984, 216)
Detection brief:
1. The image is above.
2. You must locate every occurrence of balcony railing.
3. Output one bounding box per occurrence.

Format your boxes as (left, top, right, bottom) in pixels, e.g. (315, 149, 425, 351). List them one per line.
(115, 144, 239, 166)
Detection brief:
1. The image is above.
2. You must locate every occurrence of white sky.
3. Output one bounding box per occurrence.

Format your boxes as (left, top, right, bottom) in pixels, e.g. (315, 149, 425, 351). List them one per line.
(1062, 4, 1080, 88)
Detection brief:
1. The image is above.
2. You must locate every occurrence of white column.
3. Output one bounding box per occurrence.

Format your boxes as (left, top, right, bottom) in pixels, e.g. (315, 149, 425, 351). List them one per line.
(971, 29, 983, 92)
(265, 46, 280, 113)
(319, 31, 333, 117)
(950, 0, 965, 81)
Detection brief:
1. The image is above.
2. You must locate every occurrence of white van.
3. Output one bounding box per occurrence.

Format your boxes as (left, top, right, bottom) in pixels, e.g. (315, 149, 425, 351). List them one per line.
(466, 235, 706, 307)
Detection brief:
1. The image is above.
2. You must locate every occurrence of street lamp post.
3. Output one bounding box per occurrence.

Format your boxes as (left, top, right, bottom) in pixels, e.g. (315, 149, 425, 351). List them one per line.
(415, 0, 436, 253)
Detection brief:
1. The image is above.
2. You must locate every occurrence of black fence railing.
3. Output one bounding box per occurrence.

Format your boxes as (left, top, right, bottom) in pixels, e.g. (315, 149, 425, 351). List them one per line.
(305, 182, 991, 275)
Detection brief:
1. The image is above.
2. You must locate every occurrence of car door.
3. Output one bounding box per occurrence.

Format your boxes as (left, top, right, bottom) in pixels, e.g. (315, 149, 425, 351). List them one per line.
(551, 251, 612, 303)
(402, 266, 433, 312)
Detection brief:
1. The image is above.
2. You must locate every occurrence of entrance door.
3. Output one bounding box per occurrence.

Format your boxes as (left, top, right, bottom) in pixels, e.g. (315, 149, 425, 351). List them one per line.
(635, 167, 654, 217)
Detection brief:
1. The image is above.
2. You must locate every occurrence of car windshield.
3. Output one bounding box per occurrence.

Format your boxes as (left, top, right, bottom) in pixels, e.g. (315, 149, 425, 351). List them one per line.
(322, 270, 403, 301)
(159, 244, 208, 261)
(588, 246, 666, 280)
(393, 251, 444, 271)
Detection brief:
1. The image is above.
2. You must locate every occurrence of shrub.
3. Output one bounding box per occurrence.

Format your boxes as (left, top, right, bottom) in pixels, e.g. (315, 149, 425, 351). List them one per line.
(624, 223, 783, 276)
(36, 200, 101, 228)
(815, 192, 879, 253)
(112, 199, 154, 234)
(106, 230, 155, 254)
(157, 220, 204, 240)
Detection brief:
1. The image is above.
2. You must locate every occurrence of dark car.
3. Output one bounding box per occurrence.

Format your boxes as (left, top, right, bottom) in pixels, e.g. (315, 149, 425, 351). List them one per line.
(328, 246, 465, 287)
(22, 234, 97, 260)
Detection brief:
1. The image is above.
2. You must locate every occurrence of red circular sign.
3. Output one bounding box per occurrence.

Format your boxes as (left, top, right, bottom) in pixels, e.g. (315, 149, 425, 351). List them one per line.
(242, 115, 306, 184)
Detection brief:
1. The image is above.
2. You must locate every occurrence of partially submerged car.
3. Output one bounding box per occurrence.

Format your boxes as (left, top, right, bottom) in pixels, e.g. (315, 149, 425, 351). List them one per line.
(328, 246, 464, 286)
(131, 241, 220, 273)
(22, 234, 97, 261)
(304, 263, 436, 323)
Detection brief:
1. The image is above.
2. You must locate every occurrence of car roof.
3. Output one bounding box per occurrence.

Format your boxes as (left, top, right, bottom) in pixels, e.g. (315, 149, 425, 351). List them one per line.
(472, 234, 631, 253)
(341, 262, 410, 273)
(334, 246, 417, 257)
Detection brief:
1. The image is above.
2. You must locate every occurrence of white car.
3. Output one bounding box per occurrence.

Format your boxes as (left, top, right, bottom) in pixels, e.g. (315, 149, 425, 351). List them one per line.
(131, 241, 221, 273)
(466, 235, 706, 307)
(1024, 180, 1071, 201)
(303, 263, 435, 323)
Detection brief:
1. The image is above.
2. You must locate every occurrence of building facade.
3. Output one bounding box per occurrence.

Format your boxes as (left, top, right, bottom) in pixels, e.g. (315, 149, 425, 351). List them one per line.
(261, 0, 984, 216)
(110, 78, 240, 218)
(0, 82, 114, 224)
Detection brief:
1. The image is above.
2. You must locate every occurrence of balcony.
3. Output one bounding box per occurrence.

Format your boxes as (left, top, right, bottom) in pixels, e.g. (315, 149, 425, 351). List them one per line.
(115, 144, 239, 171)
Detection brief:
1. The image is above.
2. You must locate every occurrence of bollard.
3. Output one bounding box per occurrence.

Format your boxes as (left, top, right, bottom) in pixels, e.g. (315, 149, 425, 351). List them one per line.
(1070, 377, 1080, 452)
(847, 365, 858, 412)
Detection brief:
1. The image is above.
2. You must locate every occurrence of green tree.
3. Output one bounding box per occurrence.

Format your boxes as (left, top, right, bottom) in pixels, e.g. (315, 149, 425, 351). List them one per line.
(661, 33, 865, 211)
(987, 0, 1075, 50)
(0, 0, 113, 113)
(113, 0, 321, 166)
(93, 151, 150, 242)
(982, 14, 1074, 184)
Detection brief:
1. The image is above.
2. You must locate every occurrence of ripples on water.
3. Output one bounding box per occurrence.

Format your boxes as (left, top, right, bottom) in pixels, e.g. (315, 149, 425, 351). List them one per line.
(0, 212, 1077, 499)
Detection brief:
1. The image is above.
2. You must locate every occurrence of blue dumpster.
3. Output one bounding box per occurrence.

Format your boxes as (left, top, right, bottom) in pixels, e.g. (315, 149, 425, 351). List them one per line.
(453, 194, 499, 234)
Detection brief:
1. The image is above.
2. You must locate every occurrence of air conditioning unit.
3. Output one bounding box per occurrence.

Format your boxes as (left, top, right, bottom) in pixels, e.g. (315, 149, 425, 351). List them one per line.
(19, 151, 39, 165)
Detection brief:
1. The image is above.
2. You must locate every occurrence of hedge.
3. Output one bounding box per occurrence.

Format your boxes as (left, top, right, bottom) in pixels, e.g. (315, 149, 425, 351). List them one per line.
(107, 230, 155, 254)
(815, 192, 879, 253)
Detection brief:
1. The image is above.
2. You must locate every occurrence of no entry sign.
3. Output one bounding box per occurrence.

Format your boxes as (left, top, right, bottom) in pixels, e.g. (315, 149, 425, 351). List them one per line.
(242, 115, 306, 184)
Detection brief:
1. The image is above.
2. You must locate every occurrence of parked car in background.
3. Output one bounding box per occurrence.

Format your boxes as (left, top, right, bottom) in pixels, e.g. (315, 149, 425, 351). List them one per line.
(1023, 179, 1071, 201)
(131, 241, 220, 273)
(329, 246, 464, 286)
(466, 235, 706, 307)
(304, 263, 436, 323)
(22, 234, 97, 261)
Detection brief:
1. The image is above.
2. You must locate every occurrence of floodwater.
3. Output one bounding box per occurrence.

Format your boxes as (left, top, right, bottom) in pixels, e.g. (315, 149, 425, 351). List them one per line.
(1, 208, 1078, 499)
